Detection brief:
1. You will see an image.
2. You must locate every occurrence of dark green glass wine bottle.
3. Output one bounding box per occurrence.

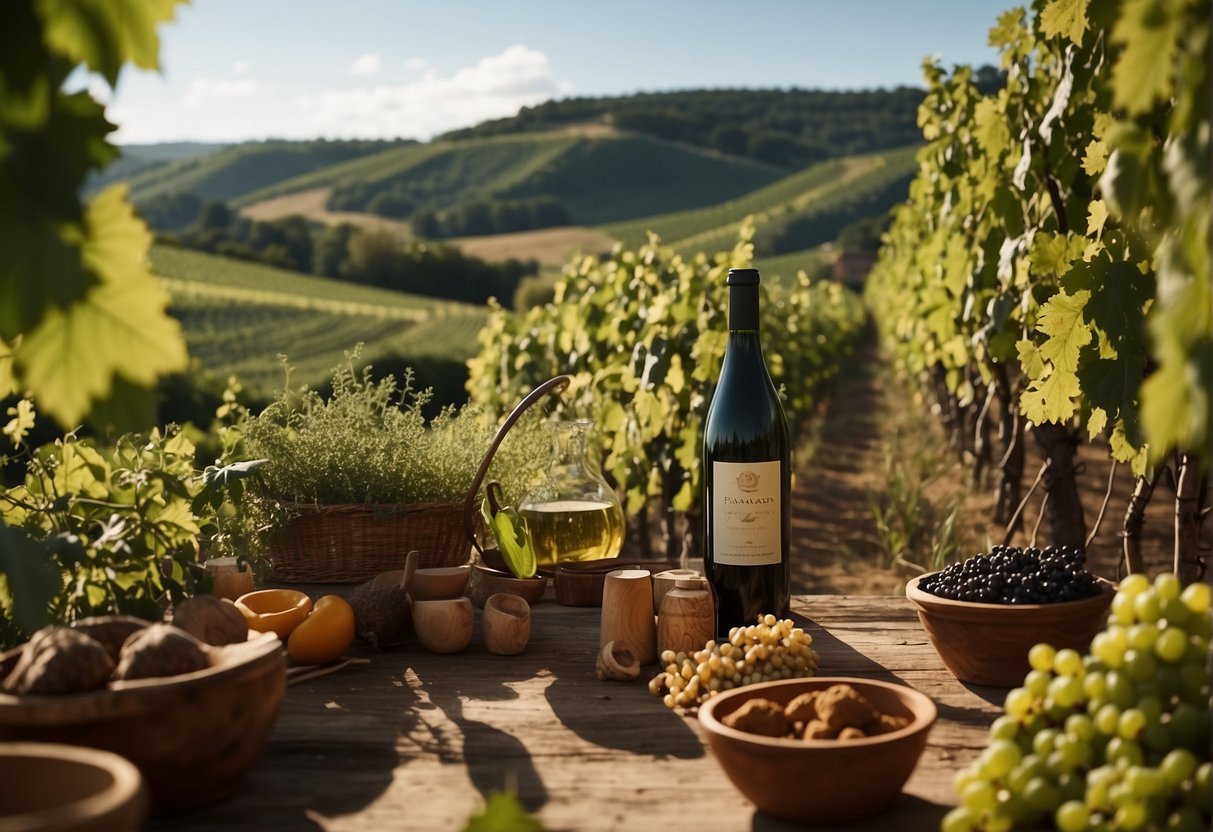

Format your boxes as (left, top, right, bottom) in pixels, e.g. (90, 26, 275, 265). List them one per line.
(702, 267, 791, 636)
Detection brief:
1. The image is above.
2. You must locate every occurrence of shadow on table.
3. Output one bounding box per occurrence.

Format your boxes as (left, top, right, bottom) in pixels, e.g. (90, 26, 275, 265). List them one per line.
(749, 793, 948, 831)
(792, 610, 898, 682)
(404, 651, 553, 814)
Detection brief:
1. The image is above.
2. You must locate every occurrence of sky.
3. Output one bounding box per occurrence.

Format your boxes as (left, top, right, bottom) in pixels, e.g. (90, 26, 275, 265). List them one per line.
(98, 0, 1015, 145)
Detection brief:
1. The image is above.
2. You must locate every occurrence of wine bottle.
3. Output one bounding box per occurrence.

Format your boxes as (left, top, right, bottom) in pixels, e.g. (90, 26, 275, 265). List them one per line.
(702, 267, 791, 636)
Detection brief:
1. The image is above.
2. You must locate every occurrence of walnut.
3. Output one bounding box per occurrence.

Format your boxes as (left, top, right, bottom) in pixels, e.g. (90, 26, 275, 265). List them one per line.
(723, 698, 790, 737)
(170, 596, 248, 646)
(863, 713, 912, 735)
(784, 690, 820, 724)
(113, 624, 210, 681)
(801, 719, 837, 740)
(70, 616, 150, 664)
(2, 627, 114, 695)
(816, 683, 879, 732)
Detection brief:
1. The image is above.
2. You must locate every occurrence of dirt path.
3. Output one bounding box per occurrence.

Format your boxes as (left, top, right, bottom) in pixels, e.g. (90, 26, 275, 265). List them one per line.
(787, 322, 1206, 595)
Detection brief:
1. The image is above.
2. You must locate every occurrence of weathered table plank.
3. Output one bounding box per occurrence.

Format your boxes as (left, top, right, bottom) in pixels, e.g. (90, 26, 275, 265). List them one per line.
(155, 595, 1004, 831)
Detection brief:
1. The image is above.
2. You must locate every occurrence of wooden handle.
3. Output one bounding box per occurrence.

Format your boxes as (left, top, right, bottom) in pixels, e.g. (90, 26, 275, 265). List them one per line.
(462, 375, 573, 555)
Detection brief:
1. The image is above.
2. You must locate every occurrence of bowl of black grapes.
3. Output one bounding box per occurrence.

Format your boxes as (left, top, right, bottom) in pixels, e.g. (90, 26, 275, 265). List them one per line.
(905, 545, 1114, 687)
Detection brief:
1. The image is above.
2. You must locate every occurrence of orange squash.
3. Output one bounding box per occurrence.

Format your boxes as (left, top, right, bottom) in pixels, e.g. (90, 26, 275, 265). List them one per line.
(235, 589, 313, 640)
(286, 595, 355, 666)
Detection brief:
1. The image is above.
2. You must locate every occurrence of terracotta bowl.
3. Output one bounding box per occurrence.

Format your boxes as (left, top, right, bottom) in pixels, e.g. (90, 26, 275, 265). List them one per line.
(0, 742, 147, 831)
(905, 573, 1116, 687)
(699, 677, 936, 825)
(468, 562, 547, 607)
(408, 564, 472, 601)
(0, 631, 286, 816)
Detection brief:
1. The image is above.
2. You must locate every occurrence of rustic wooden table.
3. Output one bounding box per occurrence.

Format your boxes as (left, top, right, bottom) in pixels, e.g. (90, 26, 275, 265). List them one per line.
(161, 594, 1005, 831)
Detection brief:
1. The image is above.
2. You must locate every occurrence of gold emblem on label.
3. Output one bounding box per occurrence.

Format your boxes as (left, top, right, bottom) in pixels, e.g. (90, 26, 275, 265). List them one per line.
(735, 471, 760, 492)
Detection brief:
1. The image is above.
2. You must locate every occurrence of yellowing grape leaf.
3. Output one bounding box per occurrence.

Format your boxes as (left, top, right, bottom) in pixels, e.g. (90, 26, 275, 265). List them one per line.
(1087, 200, 1109, 238)
(16, 186, 187, 428)
(1082, 139, 1109, 176)
(1086, 406, 1108, 438)
(1040, 0, 1090, 44)
(35, 0, 185, 86)
(1111, 0, 1183, 115)
(1022, 367, 1081, 424)
(1038, 289, 1092, 373)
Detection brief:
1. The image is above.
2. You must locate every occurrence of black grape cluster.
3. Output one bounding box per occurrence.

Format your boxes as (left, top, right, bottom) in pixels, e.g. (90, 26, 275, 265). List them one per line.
(921, 545, 1101, 604)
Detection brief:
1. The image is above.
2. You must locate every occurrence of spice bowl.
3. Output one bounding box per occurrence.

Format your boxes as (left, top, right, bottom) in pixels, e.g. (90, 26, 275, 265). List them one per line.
(905, 574, 1116, 687)
(698, 677, 936, 825)
(0, 742, 148, 831)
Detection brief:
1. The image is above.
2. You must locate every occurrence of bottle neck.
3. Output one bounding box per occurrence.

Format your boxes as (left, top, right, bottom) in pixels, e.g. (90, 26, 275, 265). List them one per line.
(728, 283, 759, 332)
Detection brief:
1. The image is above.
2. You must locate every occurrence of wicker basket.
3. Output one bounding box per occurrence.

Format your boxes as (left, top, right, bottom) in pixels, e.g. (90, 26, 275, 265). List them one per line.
(268, 500, 469, 583)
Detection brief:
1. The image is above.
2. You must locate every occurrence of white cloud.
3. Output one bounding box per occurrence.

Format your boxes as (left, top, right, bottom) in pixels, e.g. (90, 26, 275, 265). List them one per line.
(301, 45, 573, 140)
(405, 57, 428, 72)
(232, 60, 250, 76)
(349, 52, 382, 77)
(184, 77, 269, 107)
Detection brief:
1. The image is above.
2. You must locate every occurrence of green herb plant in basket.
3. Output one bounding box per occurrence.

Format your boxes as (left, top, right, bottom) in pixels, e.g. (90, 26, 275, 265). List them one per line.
(221, 347, 547, 583)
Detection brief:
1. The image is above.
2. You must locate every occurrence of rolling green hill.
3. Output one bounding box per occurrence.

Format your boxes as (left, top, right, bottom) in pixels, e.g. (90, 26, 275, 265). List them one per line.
(603, 145, 917, 256)
(151, 245, 487, 403)
(125, 139, 402, 204)
(236, 129, 783, 226)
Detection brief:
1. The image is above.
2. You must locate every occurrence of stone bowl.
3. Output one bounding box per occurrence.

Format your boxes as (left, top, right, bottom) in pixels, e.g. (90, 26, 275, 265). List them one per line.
(0, 631, 286, 816)
(698, 677, 936, 825)
(905, 573, 1116, 687)
(0, 742, 147, 831)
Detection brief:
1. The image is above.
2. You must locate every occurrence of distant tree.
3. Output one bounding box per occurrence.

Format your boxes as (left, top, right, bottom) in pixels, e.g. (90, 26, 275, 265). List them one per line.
(136, 192, 201, 231)
(411, 209, 440, 238)
(747, 131, 802, 167)
(836, 214, 892, 254)
(313, 223, 356, 277)
(709, 124, 748, 156)
(196, 201, 233, 232)
(344, 229, 406, 284)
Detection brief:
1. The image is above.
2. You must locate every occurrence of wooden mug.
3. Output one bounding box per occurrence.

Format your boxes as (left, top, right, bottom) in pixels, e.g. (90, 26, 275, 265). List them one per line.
(483, 593, 531, 656)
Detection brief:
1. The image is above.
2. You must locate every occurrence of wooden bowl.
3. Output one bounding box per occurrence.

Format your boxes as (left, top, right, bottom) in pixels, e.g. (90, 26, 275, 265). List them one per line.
(468, 563, 547, 607)
(408, 564, 472, 602)
(0, 631, 287, 815)
(234, 589, 313, 639)
(0, 742, 148, 831)
(698, 677, 936, 825)
(905, 573, 1116, 687)
(554, 559, 668, 607)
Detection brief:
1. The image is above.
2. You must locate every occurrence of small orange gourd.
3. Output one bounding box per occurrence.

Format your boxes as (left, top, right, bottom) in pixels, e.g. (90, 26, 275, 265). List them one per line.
(286, 595, 355, 666)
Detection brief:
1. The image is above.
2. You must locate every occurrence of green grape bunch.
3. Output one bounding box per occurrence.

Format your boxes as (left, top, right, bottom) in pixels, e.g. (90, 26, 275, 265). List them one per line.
(648, 615, 820, 710)
(944, 574, 1212, 832)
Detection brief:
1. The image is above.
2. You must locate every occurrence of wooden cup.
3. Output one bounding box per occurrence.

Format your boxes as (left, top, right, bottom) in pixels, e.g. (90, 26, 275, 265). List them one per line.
(599, 569, 657, 665)
(482, 593, 532, 656)
(411, 597, 474, 654)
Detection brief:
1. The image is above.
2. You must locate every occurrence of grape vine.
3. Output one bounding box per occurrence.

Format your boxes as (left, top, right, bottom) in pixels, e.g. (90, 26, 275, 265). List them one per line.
(467, 221, 866, 557)
(0, 0, 189, 430)
(866, 0, 1209, 578)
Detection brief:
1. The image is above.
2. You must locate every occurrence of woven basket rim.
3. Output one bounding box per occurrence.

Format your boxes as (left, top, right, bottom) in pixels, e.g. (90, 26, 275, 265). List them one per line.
(277, 499, 464, 515)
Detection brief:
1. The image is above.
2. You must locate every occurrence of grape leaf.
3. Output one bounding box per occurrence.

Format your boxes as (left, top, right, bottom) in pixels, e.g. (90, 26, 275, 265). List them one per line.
(1037, 289, 1092, 372)
(1022, 367, 1081, 424)
(1086, 406, 1108, 438)
(1086, 200, 1109, 238)
(1041, 0, 1090, 44)
(16, 185, 188, 427)
(35, 0, 184, 86)
(0, 526, 58, 633)
(1082, 139, 1109, 176)
(1110, 0, 1183, 115)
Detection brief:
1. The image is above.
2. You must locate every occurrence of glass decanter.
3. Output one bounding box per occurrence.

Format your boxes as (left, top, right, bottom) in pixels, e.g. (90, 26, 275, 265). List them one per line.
(518, 419, 625, 566)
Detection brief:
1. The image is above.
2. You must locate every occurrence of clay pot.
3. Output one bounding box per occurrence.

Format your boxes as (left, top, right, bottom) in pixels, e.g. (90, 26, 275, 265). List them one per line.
(411, 597, 474, 654)
(482, 593, 531, 656)
(203, 558, 255, 602)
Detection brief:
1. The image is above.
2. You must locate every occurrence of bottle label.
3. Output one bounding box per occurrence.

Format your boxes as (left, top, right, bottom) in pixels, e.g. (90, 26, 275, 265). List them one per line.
(712, 460, 781, 566)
